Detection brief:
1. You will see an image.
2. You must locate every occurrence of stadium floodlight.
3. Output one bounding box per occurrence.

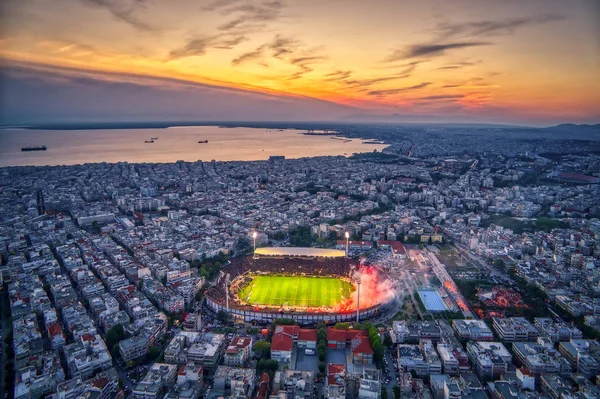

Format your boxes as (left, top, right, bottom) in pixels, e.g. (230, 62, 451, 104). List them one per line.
(252, 231, 258, 258)
(345, 232, 350, 257)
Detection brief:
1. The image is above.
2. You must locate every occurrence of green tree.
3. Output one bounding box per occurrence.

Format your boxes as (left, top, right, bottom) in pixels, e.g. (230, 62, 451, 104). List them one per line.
(217, 310, 232, 325)
(318, 350, 326, 362)
(273, 318, 297, 325)
(494, 258, 505, 270)
(253, 341, 271, 359)
(318, 361, 326, 374)
(393, 386, 401, 399)
(148, 345, 161, 360)
(258, 359, 279, 374)
(105, 324, 125, 348)
(334, 322, 350, 330)
(382, 387, 388, 399)
(383, 333, 393, 347)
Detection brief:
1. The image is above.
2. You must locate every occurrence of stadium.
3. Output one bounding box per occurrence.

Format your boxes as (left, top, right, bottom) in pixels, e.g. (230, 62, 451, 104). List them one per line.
(205, 247, 392, 323)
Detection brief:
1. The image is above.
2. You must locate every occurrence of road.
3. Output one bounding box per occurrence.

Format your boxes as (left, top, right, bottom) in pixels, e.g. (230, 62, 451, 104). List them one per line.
(382, 348, 398, 398)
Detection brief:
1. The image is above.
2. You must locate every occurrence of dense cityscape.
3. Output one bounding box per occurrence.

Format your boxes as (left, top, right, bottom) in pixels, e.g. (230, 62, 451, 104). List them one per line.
(1, 124, 600, 399)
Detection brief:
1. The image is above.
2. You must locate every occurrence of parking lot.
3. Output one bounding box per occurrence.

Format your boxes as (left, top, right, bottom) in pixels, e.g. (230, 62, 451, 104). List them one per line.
(295, 349, 319, 373)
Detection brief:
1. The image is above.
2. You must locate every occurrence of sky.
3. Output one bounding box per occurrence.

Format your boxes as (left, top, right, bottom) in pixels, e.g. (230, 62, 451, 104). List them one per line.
(1, 0, 599, 126)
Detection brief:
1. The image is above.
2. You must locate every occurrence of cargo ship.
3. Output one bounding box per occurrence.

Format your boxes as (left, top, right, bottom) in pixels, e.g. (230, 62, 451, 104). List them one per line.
(151, 137, 158, 140)
(198, 140, 208, 143)
(145, 140, 154, 143)
(21, 146, 47, 152)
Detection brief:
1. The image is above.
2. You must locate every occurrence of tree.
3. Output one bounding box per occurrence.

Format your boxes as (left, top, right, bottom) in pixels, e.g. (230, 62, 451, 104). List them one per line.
(381, 387, 388, 399)
(334, 322, 350, 330)
(217, 310, 231, 325)
(105, 324, 125, 348)
(494, 258, 505, 270)
(148, 346, 161, 360)
(253, 341, 271, 359)
(318, 361, 326, 374)
(393, 386, 401, 399)
(273, 318, 297, 326)
(257, 359, 279, 374)
(318, 350, 326, 362)
(383, 333, 393, 348)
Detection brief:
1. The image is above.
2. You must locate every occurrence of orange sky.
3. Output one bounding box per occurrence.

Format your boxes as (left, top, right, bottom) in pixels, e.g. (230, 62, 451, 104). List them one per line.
(1, 0, 599, 125)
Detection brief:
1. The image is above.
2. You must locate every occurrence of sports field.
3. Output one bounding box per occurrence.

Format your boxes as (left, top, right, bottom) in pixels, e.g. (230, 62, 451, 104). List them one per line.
(238, 275, 354, 308)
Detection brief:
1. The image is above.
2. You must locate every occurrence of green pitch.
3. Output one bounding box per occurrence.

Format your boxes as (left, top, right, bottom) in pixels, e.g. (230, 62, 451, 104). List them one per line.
(238, 275, 354, 307)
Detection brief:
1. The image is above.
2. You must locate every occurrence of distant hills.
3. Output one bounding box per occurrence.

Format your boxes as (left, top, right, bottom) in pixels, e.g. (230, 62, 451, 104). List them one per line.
(3, 120, 599, 132)
(543, 123, 600, 132)
(341, 113, 531, 128)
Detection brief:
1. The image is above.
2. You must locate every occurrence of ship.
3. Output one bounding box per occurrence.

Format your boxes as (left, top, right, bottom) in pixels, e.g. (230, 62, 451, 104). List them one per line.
(145, 140, 154, 143)
(151, 137, 158, 140)
(21, 146, 47, 152)
(198, 140, 208, 143)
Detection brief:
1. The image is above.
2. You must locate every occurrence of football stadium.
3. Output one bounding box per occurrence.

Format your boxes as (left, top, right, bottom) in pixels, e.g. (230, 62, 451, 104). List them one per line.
(205, 247, 391, 323)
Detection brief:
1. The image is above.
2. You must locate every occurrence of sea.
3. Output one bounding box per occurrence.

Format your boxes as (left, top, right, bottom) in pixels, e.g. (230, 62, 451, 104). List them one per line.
(0, 126, 387, 167)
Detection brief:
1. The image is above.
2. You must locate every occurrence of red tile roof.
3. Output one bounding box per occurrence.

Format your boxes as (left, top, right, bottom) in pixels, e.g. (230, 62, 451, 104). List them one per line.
(298, 329, 317, 342)
(91, 377, 109, 389)
(231, 337, 252, 348)
(275, 325, 300, 336)
(271, 333, 293, 352)
(327, 328, 348, 342)
(47, 322, 62, 338)
(327, 364, 345, 386)
(81, 333, 96, 342)
(351, 336, 373, 355)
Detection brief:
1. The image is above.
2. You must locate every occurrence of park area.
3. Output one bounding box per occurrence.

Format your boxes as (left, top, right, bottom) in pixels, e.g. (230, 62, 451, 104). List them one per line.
(238, 275, 354, 308)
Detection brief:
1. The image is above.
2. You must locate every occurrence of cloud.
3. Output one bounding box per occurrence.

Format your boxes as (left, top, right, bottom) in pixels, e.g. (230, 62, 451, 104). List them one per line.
(435, 14, 564, 39)
(386, 42, 491, 61)
(436, 60, 481, 70)
(368, 82, 431, 96)
(0, 61, 357, 124)
(323, 70, 352, 82)
(168, 34, 247, 59)
(79, 0, 157, 32)
(384, 14, 563, 63)
(416, 94, 465, 100)
(230, 34, 325, 80)
(269, 35, 301, 58)
(344, 76, 405, 90)
(231, 47, 267, 65)
(216, 0, 285, 32)
(286, 55, 327, 80)
(202, 0, 242, 11)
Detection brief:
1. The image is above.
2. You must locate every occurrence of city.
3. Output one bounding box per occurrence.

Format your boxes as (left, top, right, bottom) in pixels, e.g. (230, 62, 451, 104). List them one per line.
(1, 0, 600, 398)
(1, 127, 600, 398)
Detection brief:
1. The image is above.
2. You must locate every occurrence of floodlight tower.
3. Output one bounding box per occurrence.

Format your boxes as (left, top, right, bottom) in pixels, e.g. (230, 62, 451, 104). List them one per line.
(253, 231, 258, 259)
(345, 232, 350, 257)
(225, 273, 231, 312)
(355, 273, 361, 322)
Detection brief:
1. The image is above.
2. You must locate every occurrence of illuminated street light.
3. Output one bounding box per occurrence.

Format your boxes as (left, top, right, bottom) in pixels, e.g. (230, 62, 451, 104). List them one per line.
(345, 231, 350, 257)
(253, 231, 258, 258)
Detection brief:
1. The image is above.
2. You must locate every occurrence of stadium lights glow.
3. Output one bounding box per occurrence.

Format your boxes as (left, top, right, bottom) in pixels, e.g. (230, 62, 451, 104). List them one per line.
(252, 231, 258, 258)
(345, 232, 349, 257)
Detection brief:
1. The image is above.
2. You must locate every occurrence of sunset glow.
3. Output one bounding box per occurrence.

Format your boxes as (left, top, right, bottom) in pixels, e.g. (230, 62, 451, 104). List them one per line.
(1, 0, 599, 125)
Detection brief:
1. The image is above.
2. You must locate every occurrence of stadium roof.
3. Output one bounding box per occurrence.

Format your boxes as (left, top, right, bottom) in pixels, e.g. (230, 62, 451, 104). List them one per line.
(255, 247, 346, 258)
